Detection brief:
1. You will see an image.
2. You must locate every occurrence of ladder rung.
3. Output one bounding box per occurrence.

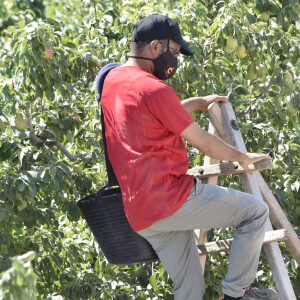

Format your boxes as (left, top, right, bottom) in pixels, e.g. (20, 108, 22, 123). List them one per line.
(188, 158, 272, 179)
(197, 229, 289, 255)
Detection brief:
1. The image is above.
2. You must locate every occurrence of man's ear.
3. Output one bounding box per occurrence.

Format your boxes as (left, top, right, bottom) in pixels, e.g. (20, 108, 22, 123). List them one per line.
(150, 40, 161, 56)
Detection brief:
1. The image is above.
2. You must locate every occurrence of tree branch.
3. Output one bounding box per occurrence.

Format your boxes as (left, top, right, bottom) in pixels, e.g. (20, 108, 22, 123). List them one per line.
(25, 102, 85, 162)
(255, 66, 290, 100)
(254, 74, 277, 100)
(54, 141, 84, 161)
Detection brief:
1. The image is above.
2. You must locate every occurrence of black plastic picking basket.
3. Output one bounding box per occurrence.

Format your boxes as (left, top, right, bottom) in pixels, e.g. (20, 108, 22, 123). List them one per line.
(77, 185, 159, 265)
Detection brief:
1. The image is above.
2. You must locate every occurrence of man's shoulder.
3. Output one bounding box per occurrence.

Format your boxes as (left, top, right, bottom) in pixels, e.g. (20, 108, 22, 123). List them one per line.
(106, 66, 177, 104)
(111, 66, 164, 83)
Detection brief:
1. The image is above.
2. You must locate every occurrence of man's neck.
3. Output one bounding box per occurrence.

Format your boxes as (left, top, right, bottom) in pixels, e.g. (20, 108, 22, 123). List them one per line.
(123, 56, 154, 75)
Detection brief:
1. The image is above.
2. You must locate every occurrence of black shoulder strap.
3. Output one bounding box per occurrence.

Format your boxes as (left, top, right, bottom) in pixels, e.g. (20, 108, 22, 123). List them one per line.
(100, 106, 119, 187)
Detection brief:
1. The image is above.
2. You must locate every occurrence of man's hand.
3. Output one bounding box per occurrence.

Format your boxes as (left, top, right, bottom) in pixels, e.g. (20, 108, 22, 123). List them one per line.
(238, 153, 272, 175)
(181, 95, 229, 113)
(197, 95, 229, 111)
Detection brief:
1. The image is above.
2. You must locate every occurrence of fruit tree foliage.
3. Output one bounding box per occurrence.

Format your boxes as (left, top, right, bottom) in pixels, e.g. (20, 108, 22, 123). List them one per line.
(0, 0, 299, 299)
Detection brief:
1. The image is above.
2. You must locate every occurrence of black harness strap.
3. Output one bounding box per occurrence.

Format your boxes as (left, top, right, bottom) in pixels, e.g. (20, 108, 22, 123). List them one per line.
(100, 106, 119, 187)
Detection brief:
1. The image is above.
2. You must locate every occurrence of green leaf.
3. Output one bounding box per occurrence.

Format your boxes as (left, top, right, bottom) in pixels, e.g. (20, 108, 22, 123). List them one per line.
(57, 162, 72, 179)
(18, 181, 26, 192)
(246, 13, 256, 24)
(62, 38, 77, 49)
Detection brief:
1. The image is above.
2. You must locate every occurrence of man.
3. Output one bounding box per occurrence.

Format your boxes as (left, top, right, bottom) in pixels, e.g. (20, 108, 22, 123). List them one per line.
(100, 14, 279, 300)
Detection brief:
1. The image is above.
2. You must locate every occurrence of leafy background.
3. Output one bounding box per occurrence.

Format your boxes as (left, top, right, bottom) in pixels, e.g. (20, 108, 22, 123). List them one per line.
(0, 0, 299, 299)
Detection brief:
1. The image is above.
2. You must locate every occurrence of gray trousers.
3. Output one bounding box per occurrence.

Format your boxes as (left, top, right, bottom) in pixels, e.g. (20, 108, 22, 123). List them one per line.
(137, 178, 269, 299)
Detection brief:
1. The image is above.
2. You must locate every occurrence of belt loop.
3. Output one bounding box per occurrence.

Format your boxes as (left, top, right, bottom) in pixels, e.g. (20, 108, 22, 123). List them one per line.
(194, 177, 197, 196)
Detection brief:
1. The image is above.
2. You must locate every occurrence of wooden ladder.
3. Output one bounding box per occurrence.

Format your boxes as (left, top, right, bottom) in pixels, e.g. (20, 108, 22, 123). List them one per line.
(188, 102, 300, 300)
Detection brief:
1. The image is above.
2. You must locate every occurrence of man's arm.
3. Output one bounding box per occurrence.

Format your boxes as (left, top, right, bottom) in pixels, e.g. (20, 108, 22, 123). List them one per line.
(181, 95, 229, 113)
(181, 122, 271, 175)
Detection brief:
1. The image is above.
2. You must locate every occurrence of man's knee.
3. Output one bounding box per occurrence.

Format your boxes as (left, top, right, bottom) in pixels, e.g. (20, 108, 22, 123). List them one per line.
(257, 198, 269, 218)
(239, 195, 269, 227)
(249, 197, 269, 226)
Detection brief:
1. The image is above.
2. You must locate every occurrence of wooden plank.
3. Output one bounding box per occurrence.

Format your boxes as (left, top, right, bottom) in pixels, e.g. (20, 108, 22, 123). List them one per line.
(208, 102, 228, 143)
(220, 102, 296, 300)
(188, 158, 272, 178)
(198, 229, 289, 255)
(256, 172, 300, 267)
(195, 121, 220, 274)
(202, 120, 221, 185)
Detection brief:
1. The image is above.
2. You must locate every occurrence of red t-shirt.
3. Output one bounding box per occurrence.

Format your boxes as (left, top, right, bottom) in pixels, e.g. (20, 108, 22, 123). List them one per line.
(101, 66, 195, 231)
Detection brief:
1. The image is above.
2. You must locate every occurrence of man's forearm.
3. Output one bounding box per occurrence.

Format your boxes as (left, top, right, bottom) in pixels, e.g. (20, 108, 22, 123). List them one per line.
(181, 122, 246, 162)
(181, 122, 271, 174)
(181, 97, 206, 113)
(199, 130, 247, 162)
(181, 95, 229, 113)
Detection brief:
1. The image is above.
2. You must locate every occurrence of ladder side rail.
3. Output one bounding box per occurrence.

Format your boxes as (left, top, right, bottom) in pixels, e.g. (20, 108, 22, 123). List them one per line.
(220, 102, 296, 300)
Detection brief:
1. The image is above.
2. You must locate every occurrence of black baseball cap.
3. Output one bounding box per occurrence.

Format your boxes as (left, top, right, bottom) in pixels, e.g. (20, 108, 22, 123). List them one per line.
(132, 14, 193, 56)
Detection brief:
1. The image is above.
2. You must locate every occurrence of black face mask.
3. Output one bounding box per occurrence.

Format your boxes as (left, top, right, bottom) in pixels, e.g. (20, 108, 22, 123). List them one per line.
(152, 48, 178, 80)
(129, 44, 178, 80)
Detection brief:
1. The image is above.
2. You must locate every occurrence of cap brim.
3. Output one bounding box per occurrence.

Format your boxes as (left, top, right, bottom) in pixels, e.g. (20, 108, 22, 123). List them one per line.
(175, 39, 193, 56)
